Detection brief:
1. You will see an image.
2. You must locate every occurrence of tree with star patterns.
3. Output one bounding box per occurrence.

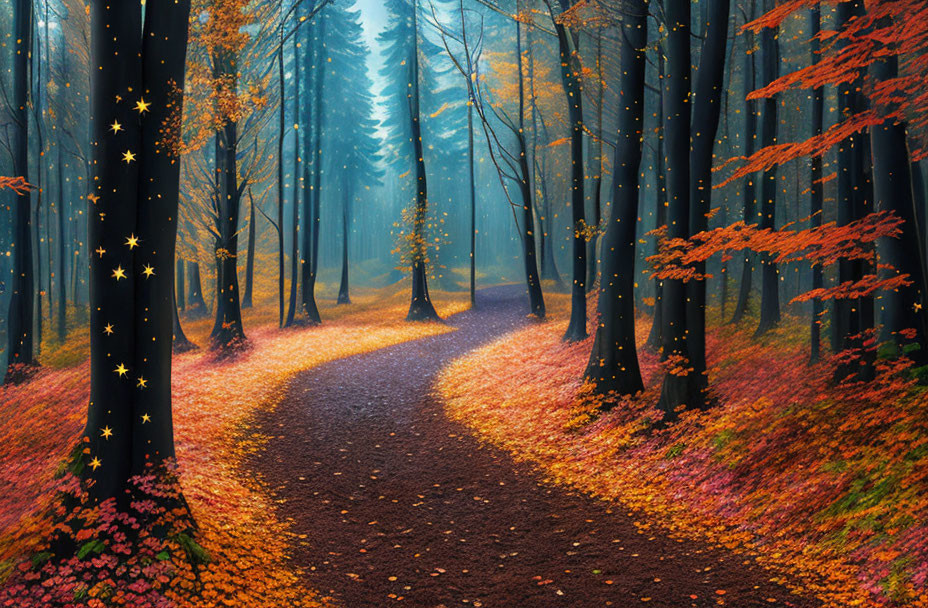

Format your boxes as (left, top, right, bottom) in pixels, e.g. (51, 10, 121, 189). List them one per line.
(82, 0, 191, 501)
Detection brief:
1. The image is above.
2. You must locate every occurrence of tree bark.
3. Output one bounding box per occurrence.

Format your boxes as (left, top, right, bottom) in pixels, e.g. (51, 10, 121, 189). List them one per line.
(687, 0, 731, 384)
(4, 0, 37, 383)
(755, 0, 781, 337)
(657, 0, 702, 419)
(552, 8, 587, 341)
(406, 8, 440, 322)
(809, 6, 824, 363)
(585, 0, 646, 398)
(186, 260, 208, 318)
(242, 189, 256, 309)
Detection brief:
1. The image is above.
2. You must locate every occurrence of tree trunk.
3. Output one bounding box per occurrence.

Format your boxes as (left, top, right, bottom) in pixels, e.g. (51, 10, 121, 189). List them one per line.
(276, 27, 286, 328)
(286, 33, 303, 324)
(186, 260, 208, 318)
(687, 0, 731, 384)
(657, 0, 702, 419)
(585, 0, 646, 399)
(586, 31, 604, 292)
(833, 0, 874, 381)
(406, 11, 440, 322)
(870, 21, 928, 359)
(468, 100, 476, 307)
(56, 137, 68, 343)
(809, 6, 824, 363)
(301, 14, 324, 325)
(242, 189, 256, 309)
(173, 289, 197, 353)
(337, 184, 351, 305)
(731, 8, 758, 325)
(552, 15, 587, 341)
(755, 0, 781, 337)
(176, 259, 186, 312)
(83, 0, 191, 501)
(209, 51, 246, 351)
(647, 53, 666, 351)
(4, 0, 37, 383)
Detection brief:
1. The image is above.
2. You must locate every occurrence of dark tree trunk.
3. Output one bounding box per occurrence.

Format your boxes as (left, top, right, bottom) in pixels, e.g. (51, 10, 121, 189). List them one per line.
(870, 23, 928, 359)
(186, 260, 208, 318)
(242, 189, 256, 309)
(468, 101, 477, 307)
(515, 16, 544, 318)
(809, 6, 824, 363)
(300, 15, 324, 325)
(84, 0, 191, 501)
(406, 12, 440, 323)
(646, 54, 666, 351)
(4, 0, 37, 383)
(585, 0, 646, 398)
(731, 9, 758, 325)
(209, 51, 246, 351)
(755, 0, 781, 337)
(552, 14, 587, 341)
(833, 0, 874, 381)
(287, 34, 303, 324)
(56, 139, 68, 343)
(176, 259, 186, 312)
(687, 0, 731, 383)
(586, 31, 604, 292)
(657, 0, 702, 419)
(276, 28, 287, 328)
(337, 185, 351, 305)
(172, 289, 197, 354)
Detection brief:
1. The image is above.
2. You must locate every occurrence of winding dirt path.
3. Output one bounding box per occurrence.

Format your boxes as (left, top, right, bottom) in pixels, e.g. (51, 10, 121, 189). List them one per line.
(249, 286, 817, 608)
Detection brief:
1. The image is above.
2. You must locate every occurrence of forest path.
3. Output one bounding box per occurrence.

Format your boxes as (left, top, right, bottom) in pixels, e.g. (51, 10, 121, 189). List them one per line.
(249, 285, 816, 608)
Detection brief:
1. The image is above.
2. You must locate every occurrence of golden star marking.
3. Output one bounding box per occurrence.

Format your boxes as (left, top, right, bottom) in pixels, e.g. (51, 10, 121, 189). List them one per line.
(134, 98, 151, 114)
(95, 246, 106, 258)
(141, 413, 151, 424)
(89, 457, 102, 471)
(112, 265, 127, 280)
(126, 234, 140, 249)
(137, 376, 148, 389)
(114, 363, 129, 377)
(123, 150, 136, 164)
(142, 265, 155, 278)
(915, 302, 923, 312)
(103, 323, 115, 335)
(100, 426, 113, 440)
(88, 193, 100, 204)
(110, 120, 123, 134)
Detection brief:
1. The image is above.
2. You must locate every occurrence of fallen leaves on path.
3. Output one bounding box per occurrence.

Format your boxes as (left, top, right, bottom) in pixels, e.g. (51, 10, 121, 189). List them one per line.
(437, 296, 928, 608)
(0, 286, 468, 606)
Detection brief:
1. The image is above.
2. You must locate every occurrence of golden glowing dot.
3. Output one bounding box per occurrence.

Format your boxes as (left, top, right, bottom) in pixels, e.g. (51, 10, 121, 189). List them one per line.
(142, 265, 155, 278)
(101, 426, 113, 440)
(114, 363, 129, 377)
(89, 457, 102, 471)
(125, 234, 140, 249)
(110, 120, 123, 134)
(134, 98, 151, 114)
(122, 150, 136, 164)
(103, 323, 115, 335)
(112, 265, 127, 280)
(95, 246, 106, 257)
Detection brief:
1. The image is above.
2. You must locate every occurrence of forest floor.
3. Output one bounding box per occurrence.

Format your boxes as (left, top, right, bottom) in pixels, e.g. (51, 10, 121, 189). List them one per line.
(251, 284, 815, 608)
(0, 283, 470, 607)
(437, 294, 928, 608)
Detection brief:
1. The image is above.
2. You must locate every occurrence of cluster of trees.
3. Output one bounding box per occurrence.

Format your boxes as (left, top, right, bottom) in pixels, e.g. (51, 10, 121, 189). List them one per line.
(4, 0, 928, 498)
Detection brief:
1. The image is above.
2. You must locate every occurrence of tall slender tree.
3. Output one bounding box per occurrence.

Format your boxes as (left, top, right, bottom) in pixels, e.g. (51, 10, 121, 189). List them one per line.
(4, 0, 37, 383)
(585, 0, 647, 399)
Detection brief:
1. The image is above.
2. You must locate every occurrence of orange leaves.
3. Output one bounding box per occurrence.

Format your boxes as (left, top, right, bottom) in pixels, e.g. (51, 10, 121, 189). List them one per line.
(648, 211, 905, 303)
(0, 176, 32, 195)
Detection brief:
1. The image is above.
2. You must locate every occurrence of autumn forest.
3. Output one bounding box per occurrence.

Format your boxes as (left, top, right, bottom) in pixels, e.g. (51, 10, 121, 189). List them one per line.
(1, 0, 927, 606)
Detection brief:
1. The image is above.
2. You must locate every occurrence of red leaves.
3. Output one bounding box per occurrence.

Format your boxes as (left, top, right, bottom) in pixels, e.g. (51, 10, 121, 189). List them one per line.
(648, 211, 905, 302)
(0, 176, 32, 195)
